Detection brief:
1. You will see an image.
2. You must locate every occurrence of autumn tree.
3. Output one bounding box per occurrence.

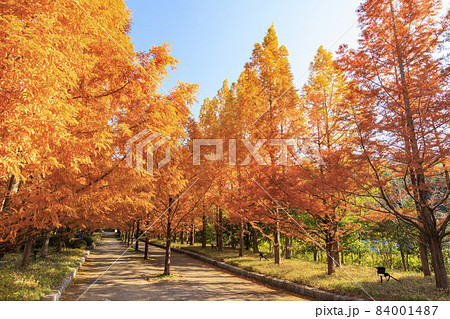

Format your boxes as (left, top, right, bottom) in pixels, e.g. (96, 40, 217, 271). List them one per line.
(0, 0, 198, 267)
(199, 81, 232, 251)
(146, 117, 217, 276)
(339, 0, 450, 288)
(1, 0, 138, 259)
(288, 46, 361, 275)
(235, 25, 301, 264)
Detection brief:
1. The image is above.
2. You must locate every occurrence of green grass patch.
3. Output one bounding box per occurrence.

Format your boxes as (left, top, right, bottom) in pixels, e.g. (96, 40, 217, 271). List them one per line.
(0, 247, 86, 300)
(141, 273, 183, 283)
(153, 273, 182, 280)
(157, 241, 450, 301)
(0, 232, 101, 301)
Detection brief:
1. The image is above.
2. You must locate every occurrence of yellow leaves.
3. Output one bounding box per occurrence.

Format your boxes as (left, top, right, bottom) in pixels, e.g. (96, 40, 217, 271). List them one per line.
(0, 0, 198, 243)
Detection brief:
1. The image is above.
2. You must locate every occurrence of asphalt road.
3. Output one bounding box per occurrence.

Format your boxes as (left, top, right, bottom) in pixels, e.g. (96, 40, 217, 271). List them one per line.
(61, 232, 310, 301)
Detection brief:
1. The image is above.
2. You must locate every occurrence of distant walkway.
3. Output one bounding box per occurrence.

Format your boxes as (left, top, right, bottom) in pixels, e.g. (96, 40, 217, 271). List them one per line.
(61, 232, 309, 301)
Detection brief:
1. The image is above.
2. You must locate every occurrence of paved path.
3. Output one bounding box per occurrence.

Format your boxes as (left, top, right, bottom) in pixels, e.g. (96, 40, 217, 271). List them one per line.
(61, 232, 309, 301)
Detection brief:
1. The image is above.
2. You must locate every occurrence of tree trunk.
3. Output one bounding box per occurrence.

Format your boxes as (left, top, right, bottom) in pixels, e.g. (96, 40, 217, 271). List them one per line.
(215, 222, 219, 247)
(313, 248, 318, 262)
(244, 223, 251, 250)
(144, 238, 149, 260)
(274, 210, 281, 265)
(285, 235, 292, 259)
(163, 229, 171, 276)
(190, 220, 195, 245)
(406, 252, 409, 270)
(396, 224, 407, 271)
(400, 248, 406, 271)
(274, 233, 281, 265)
(419, 237, 432, 276)
(202, 212, 207, 248)
(57, 235, 63, 253)
(230, 224, 236, 249)
(399, 243, 407, 271)
(163, 197, 173, 276)
(40, 231, 50, 258)
(130, 223, 135, 246)
(238, 219, 244, 257)
(217, 208, 223, 251)
(332, 241, 340, 267)
(326, 241, 336, 275)
(429, 233, 448, 289)
(56, 229, 64, 253)
(135, 220, 140, 251)
(180, 230, 184, 244)
(389, 2, 445, 288)
(252, 227, 259, 253)
(1, 175, 20, 212)
(20, 236, 35, 268)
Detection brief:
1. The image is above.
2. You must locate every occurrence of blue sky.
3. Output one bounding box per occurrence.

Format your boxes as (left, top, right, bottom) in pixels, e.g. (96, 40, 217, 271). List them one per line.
(124, 0, 447, 118)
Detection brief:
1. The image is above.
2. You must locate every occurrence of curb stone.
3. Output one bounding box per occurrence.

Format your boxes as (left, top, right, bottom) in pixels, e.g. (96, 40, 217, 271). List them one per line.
(41, 235, 102, 301)
(150, 242, 365, 301)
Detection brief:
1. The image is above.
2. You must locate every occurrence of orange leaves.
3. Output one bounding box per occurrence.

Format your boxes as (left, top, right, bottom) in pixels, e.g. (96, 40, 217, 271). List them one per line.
(0, 0, 199, 250)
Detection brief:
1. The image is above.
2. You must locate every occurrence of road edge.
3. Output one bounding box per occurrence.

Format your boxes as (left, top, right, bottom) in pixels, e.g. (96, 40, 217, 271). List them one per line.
(41, 235, 103, 301)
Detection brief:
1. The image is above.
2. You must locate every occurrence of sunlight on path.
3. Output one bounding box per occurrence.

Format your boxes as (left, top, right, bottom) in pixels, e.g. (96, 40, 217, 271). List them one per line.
(61, 232, 310, 301)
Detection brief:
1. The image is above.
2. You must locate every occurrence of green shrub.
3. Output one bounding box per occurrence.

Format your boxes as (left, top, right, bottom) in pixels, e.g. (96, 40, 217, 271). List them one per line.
(82, 235, 94, 247)
(48, 235, 59, 246)
(69, 239, 86, 249)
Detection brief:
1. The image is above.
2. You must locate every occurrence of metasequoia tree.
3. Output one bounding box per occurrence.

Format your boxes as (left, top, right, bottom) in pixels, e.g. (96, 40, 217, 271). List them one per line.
(286, 46, 361, 275)
(200, 80, 270, 254)
(339, 0, 450, 288)
(236, 25, 301, 264)
(198, 81, 232, 251)
(149, 118, 215, 276)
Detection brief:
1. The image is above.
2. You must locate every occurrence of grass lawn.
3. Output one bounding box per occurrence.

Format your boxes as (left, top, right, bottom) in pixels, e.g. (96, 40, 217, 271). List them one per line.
(0, 233, 101, 301)
(161, 241, 450, 301)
